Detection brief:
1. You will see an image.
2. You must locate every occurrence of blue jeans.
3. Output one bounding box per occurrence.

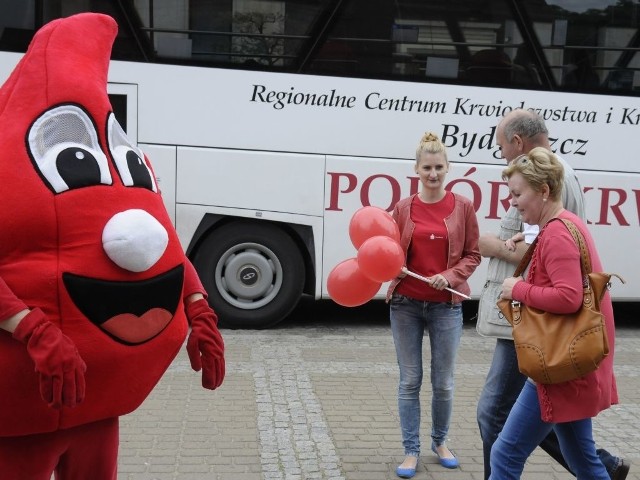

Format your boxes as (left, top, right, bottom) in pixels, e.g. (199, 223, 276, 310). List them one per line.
(390, 295, 463, 457)
(490, 380, 608, 479)
(477, 338, 619, 479)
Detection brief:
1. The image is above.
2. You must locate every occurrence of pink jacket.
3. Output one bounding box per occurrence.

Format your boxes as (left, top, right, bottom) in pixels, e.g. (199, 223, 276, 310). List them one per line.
(386, 193, 480, 303)
(512, 210, 618, 423)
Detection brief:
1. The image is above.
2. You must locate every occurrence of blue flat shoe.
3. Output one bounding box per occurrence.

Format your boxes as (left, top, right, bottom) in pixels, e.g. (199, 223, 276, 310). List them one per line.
(396, 457, 418, 478)
(396, 465, 416, 478)
(431, 444, 459, 469)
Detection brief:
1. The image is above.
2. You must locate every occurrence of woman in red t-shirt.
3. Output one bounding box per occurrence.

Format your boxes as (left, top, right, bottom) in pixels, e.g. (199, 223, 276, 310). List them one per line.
(387, 132, 480, 477)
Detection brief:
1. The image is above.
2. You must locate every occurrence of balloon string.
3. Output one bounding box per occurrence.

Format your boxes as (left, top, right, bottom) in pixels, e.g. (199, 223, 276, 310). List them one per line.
(401, 267, 471, 300)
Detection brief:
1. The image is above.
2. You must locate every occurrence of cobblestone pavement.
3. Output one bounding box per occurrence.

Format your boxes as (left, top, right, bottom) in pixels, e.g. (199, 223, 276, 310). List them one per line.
(118, 301, 640, 480)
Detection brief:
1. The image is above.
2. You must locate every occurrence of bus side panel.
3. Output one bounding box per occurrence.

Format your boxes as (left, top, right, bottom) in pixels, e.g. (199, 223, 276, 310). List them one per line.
(141, 143, 177, 225)
(578, 170, 638, 300)
(176, 147, 325, 216)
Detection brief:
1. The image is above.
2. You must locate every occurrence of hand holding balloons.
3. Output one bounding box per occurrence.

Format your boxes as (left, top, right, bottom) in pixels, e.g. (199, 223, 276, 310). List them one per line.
(329, 206, 471, 306)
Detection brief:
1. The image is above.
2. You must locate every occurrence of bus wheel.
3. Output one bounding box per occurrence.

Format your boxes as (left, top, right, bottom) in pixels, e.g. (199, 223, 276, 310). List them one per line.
(192, 222, 305, 329)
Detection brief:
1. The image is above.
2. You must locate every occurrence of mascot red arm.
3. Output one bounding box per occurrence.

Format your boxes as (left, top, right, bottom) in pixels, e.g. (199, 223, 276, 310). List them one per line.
(0, 12, 224, 480)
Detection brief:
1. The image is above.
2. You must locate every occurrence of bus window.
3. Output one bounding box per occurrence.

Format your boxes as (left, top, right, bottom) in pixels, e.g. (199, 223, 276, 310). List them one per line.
(0, 1, 35, 52)
(108, 94, 128, 133)
(520, 1, 640, 93)
(3, 0, 639, 94)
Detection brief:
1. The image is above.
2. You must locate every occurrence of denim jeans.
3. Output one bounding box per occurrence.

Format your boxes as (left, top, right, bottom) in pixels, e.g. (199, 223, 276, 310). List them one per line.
(490, 380, 609, 479)
(477, 338, 619, 479)
(390, 295, 463, 457)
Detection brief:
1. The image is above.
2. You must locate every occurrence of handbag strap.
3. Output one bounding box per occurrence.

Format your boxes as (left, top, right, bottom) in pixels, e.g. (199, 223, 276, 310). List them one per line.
(512, 236, 537, 278)
(511, 218, 591, 278)
(558, 219, 592, 276)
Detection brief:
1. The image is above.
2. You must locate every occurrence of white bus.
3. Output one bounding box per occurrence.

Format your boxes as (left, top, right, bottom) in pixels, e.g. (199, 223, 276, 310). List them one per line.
(2, 0, 639, 328)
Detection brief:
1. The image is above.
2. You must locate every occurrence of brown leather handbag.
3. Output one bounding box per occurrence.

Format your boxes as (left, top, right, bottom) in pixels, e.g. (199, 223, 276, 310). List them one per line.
(497, 218, 624, 384)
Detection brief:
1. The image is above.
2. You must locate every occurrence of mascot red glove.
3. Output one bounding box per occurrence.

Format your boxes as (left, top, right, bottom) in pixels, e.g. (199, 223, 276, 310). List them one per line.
(184, 260, 226, 389)
(0, 12, 225, 480)
(186, 298, 225, 389)
(12, 308, 87, 409)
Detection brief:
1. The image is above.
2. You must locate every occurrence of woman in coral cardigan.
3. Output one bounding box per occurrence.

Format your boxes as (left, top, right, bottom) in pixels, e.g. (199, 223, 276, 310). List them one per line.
(492, 147, 618, 478)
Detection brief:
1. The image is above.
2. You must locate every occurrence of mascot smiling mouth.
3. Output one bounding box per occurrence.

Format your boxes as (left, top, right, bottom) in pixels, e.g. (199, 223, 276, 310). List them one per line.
(63, 265, 184, 345)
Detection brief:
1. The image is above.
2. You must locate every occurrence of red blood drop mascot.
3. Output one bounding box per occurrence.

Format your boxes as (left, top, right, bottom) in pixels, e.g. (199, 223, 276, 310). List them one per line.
(0, 13, 225, 480)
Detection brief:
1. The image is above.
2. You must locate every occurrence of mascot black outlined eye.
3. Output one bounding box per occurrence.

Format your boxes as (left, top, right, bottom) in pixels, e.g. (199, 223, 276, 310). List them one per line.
(27, 104, 112, 193)
(107, 113, 157, 192)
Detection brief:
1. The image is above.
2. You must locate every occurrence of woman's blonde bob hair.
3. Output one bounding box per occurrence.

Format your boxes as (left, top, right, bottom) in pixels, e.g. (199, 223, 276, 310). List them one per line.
(502, 147, 564, 202)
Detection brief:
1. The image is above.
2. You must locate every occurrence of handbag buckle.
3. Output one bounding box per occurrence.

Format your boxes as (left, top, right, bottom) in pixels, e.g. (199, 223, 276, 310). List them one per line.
(510, 300, 522, 324)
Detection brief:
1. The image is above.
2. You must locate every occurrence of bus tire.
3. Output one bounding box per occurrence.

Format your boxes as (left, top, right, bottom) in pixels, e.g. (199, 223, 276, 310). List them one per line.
(192, 221, 305, 329)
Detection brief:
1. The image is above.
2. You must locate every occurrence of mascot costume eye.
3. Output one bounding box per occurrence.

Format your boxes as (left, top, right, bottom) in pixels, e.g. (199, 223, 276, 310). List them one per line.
(0, 13, 225, 480)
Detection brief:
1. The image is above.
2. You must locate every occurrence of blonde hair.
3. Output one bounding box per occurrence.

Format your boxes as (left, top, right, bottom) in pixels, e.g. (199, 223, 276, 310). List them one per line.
(502, 147, 564, 201)
(415, 132, 448, 164)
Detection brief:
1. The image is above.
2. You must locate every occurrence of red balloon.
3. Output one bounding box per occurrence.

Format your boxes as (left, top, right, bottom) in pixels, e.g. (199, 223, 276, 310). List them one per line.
(327, 258, 381, 307)
(349, 206, 400, 249)
(357, 236, 405, 282)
